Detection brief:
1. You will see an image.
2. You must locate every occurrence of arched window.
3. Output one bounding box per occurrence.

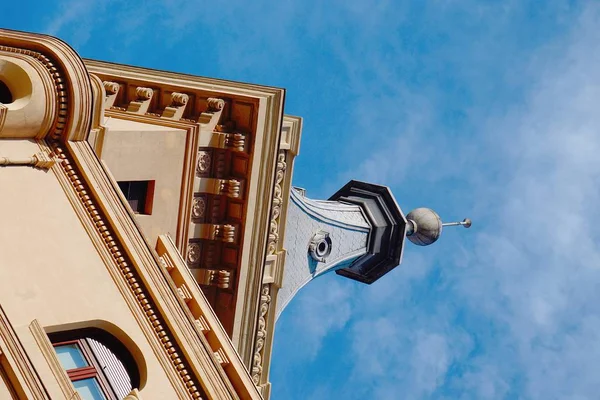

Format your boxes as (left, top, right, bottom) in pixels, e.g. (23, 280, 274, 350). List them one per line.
(49, 328, 140, 400)
(0, 80, 12, 104)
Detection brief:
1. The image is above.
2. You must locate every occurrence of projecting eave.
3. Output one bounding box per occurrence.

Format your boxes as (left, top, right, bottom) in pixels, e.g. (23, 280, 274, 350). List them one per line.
(82, 59, 287, 361)
(329, 180, 408, 284)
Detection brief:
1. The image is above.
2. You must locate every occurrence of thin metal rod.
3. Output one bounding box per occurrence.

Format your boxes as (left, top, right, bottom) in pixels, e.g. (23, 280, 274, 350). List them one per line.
(442, 218, 472, 228)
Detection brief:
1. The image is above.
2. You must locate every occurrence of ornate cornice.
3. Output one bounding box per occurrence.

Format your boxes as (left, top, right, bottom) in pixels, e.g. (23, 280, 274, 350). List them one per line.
(249, 116, 302, 397)
(0, 29, 94, 142)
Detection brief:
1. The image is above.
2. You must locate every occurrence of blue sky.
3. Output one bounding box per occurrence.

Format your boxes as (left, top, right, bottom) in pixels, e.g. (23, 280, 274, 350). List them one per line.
(4, 1, 600, 398)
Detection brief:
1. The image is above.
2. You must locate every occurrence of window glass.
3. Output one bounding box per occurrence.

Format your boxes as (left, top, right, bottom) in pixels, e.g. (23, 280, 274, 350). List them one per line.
(55, 344, 88, 370)
(73, 378, 107, 400)
(117, 180, 152, 214)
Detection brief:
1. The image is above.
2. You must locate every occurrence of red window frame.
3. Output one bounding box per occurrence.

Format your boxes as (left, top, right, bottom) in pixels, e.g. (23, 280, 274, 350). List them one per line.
(52, 339, 117, 400)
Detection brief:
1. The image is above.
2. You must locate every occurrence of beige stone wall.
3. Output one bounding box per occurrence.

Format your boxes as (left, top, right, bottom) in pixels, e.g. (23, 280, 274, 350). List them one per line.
(0, 139, 181, 398)
(100, 118, 187, 243)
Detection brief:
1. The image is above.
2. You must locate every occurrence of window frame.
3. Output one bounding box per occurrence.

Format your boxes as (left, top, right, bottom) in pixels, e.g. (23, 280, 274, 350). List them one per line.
(52, 339, 117, 400)
(117, 180, 155, 215)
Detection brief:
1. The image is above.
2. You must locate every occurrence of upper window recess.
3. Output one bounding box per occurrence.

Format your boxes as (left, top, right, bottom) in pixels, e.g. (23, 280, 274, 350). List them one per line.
(117, 181, 155, 215)
(0, 80, 12, 104)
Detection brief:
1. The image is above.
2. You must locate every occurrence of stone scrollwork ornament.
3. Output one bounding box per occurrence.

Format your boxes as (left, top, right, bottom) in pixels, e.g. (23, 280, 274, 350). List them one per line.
(135, 86, 153, 100)
(251, 285, 271, 384)
(206, 97, 225, 111)
(170, 92, 189, 106)
(267, 152, 286, 255)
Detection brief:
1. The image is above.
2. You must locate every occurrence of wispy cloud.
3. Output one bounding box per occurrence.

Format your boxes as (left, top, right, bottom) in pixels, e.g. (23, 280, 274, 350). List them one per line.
(12, 0, 600, 398)
(276, 1, 600, 399)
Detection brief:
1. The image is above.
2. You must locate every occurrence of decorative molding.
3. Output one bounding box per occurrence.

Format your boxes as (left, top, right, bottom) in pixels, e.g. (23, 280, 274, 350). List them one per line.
(127, 87, 154, 114)
(162, 92, 190, 120)
(219, 179, 241, 198)
(29, 319, 79, 399)
(207, 98, 225, 111)
(171, 92, 189, 107)
(50, 143, 207, 399)
(195, 316, 211, 334)
(251, 285, 271, 385)
(267, 152, 286, 256)
(0, 29, 94, 142)
(0, 103, 6, 130)
(135, 87, 153, 100)
(198, 98, 226, 132)
(103, 81, 120, 95)
(0, 152, 57, 170)
(177, 283, 194, 304)
(189, 224, 236, 244)
(214, 348, 230, 367)
(210, 224, 236, 243)
(0, 308, 51, 399)
(102, 81, 120, 109)
(156, 235, 263, 400)
(210, 270, 231, 289)
(222, 132, 245, 152)
(82, 59, 287, 382)
(193, 269, 232, 289)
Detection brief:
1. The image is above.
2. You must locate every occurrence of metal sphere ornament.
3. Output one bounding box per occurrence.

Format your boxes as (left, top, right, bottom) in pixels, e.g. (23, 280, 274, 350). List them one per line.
(406, 208, 471, 246)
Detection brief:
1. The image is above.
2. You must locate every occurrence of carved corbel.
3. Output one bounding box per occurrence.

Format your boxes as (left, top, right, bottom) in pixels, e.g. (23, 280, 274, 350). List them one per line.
(198, 97, 225, 132)
(204, 131, 247, 152)
(192, 269, 232, 289)
(127, 87, 154, 114)
(161, 92, 189, 120)
(219, 179, 241, 198)
(224, 132, 246, 152)
(102, 81, 120, 109)
(196, 178, 243, 199)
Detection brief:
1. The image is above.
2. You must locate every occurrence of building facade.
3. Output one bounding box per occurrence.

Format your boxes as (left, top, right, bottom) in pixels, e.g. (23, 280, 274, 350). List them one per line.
(0, 28, 467, 400)
(0, 28, 301, 399)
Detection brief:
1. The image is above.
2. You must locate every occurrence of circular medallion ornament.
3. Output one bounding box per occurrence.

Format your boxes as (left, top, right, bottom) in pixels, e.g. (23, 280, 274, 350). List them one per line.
(192, 197, 206, 219)
(308, 230, 332, 262)
(187, 243, 201, 264)
(196, 151, 211, 175)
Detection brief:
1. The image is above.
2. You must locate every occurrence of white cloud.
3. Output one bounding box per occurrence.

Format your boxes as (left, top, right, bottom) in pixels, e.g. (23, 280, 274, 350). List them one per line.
(34, 0, 600, 398)
(284, 277, 354, 360)
(281, 2, 600, 399)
